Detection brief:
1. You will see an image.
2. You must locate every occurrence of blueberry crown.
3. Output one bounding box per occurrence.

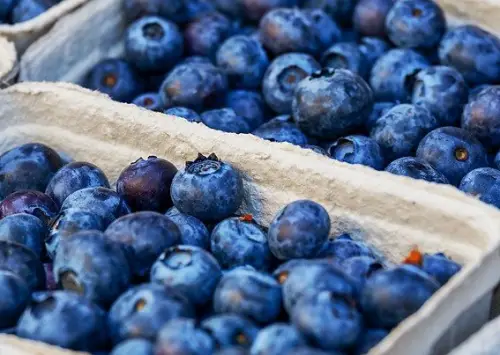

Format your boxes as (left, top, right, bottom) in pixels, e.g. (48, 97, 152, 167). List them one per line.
(185, 153, 220, 169)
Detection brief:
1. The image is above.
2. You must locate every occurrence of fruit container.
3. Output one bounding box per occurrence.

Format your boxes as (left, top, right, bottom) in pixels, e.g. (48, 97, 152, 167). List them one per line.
(0, 82, 499, 355)
(0, 35, 18, 87)
(448, 313, 500, 355)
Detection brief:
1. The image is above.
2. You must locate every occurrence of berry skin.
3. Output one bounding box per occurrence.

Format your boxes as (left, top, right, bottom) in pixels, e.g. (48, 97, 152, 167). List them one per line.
(211, 216, 272, 271)
(0, 143, 63, 199)
(303, 9, 342, 52)
(0, 190, 58, 224)
(122, 0, 178, 21)
(268, 200, 330, 260)
(125, 16, 184, 72)
(385, 157, 449, 184)
(288, 347, 344, 355)
(108, 283, 195, 344)
(459, 168, 500, 209)
(316, 238, 376, 262)
(155, 318, 215, 355)
(201, 108, 252, 134)
(201, 314, 260, 349)
(365, 101, 397, 133)
(324, 43, 369, 80)
(361, 264, 439, 328)
(291, 291, 362, 351)
(213, 267, 282, 324)
(371, 104, 438, 161)
(353, 0, 394, 37)
(421, 253, 462, 286)
(162, 0, 216, 25)
(0, 213, 47, 258)
(85, 59, 143, 103)
(17, 291, 107, 351)
(0, 270, 30, 329)
(54, 231, 131, 306)
(225, 91, 269, 131)
(132, 92, 164, 111)
(116, 156, 177, 213)
(411, 66, 468, 126)
(370, 48, 430, 102)
(164, 106, 202, 123)
(416, 127, 488, 186)
(0, 240, 45, 291)
(45, 161, 110, 206)
(111, 339, 154, 355)
(341, 256, 384, 284)
(216, 36, 269, 90)
(0, 0, 15, 22)
(253, 115, 308, 146)
(151, 245, 222, 306)
(293, 69, 374, 140)
(385, 0, 446, 50)
(262, 53, 321, 114)
(240, 0, 298, 22)
(105, 212, 181, 279)
(302, 0, 356, 26)
(462, 86, 500, 149)
(165, 207, 210, 249)
(171, 154, 244, 223)
(250, 323, 306, 355)
(327, 135, 385, 170)
(439, 25, 500, 86)
(10, 0, 48, 23)
(353, 328, 389, 355)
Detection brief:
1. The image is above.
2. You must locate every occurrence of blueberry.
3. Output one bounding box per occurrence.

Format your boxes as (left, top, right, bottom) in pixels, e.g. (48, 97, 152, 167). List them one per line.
(462, 86, 500, 149)
(0, 143, 64, 199)
(353, 328, 389, 355)
(303, 9, 342, 52)
(165, 207, 210, 249)
(439, 25, 500, 86)
(262, 53, 320, 114)
(162, 0, 216, 24)
(46, 209, 105, 259)
(0, 213, 47, 258)
(370, 49, 430, 102)
(111, 339, 154, 355)
(213, 267, 282, 324)
(358, 37, 391, 72)
(250, 323, 306, 355)
(304, 145, 328, 155)
(0, 0, 15, 22)
(0, 240, 45, 290)
(54, 231, 131, 306)
(160, 61, 228, 111)
(240, 0, 298, 22)
(201, 108, 252, 134)
(272, 258, 324, 284)
(253, 115, 309, 146)
(105, 212, 181, 279)
(151, 245, 222, 306)
(316, 239, 376, 262)
(17, 291, 107, 351)
(361, 264, 440, 328)
(321, 42, 369, 78)
(85, 59, 143, 103)
(108, 283, 195, 344)
(184, 12, 233, 60)
(371, 104, 438, 161)
(302, 0, 356, 26)
(459, 167, 500, 209)
(213, 0, 244, 18)
(288, 347, 344, 355)
(171, 153, 244, 222)
(385, 157, 449, 184)
(327, 135, 385, 170)
(353, 0, 394, 37)
(216, 36, 269, 90)
(341, 256, 384, 284)
(181, 55, 214, 66)
(385, 0, 446, 50)
(164, 107, 202, 123)
(156, 318, 215, 355)
(421, 253, 461, 285)
(215, 347, 250, 355)
(416, 127, 488, 186)
(132, 92, 164, 111)
(125, 16, 183, 73)
(10, 0, 48, 23)
(45, 161, 110, 207)
(122, 0, 177, 21)
(201, 314, 260, 349)
(116, 156, 177, 213)
(0, 190, 58, 224)
(268, 200, 330, 260)
(211, 216, 272, 271)
(291, 291, 362, 351)
(0, 270, 30, 328)
(293, 69, 374, 140)
(411, 66, 468, 126)
(495, 150, 500, 170)
(57, 150, 74, 166)
(365, 101, 397, 133)
(225, 91, 269, 131)
(469, 84, 493, 101)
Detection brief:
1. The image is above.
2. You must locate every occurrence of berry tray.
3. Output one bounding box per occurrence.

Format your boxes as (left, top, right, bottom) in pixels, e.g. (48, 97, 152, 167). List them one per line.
(0, 36, 18, 88)
(448, 314, 500, 355)
(0, 82, 499, 355)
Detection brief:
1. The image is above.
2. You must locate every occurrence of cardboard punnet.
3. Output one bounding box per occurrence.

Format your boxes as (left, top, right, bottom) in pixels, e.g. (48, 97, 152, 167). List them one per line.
(0, 36, 18, 87)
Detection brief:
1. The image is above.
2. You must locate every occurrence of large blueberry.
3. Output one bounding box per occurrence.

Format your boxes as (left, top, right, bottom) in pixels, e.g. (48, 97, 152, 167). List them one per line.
(0, 190, 58, 224)
(316, 238, 376, 262)
(225, 91, 269, 131)
(321, 42, 369, 79)
(54, 231, 131, 306)
(459, 168, 500, 209)
(262, 53, 320, 114)
(327, 135, 385, 170)
(132, 92, 164, 112)
(0, 240, 45, 290)
(201, 314, 260, 349)
(116, 156, 177, 213)
(421, 252, 461, 286)
(0, 270, 30, 328)
(250, 323, 306, 355)
(341, 256, 384, 284)
(358, 37, 391, 73)
(0, 213, 46, 258)
(353, 0, 394, 37)
(268, 200, 330, 260)
(164, 106, 202, 123)
(302, 0, 356, 26)
(303, 9, 342, 52)
(171, 153, 243, 222)
(365, 101, 397, 133)
(165, 207, 210, 249)
(211, 216, 272, 271)
(371, 104, 438, 161)
(151, 245, 222, 306)
(253, 115, 308, 146)
(161, 0, 216, 24)
(111, 339, 154, 355)
(385, 157, 449, 184)
(353, 328, 389, 355)
(201, 108, 252, 134)
(108, 283, 195, 344)
(156, 318, 215, 355)
(416, 127, 488, 186)
(293, 69, 374, 140)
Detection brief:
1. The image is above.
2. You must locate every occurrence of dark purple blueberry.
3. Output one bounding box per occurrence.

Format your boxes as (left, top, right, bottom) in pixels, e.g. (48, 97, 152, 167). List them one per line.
(201, 108, 252, 133)
(225, 91, 269, 131)
(250, 323, 305, 354)
(156, 318, 215, 355)
(164, 106, 202, 123)
(17, 291, 107, 351)
(459, 167, 500, 209)
(53, 231, 131, 306)
(10, 0, 48, 23)
(293, 68, 374, 140)
(0, 190, 58, 224)
(316, 238, 376, 262)
(303, 9, 342, 52)
(327, 135, 385, 170)
(354, 329, 389, 355)
(302, 0, 357, 26)
(116, 156, 177, 213)
(421, 252, 461, 286)
(0, 240, 45, 290)
(365, 101, 397, 133)
(321, 42, 369, 78)
(0, 213, 46, 258)
(108, 283, 195, 344)
(262, 53, 320, 114)
(358, 37, 391, 72)
(0, 270, 30, 328)
(353, 0, 394, 37)
(385, 157, 449, 184)
(253, 115, 309, 146)
(165, 207, 210, 249)
(201, 314, 260, 349)
(240, 0, 299, 22)
(132, 92, 164, 111)
(111, 339, 154, 355)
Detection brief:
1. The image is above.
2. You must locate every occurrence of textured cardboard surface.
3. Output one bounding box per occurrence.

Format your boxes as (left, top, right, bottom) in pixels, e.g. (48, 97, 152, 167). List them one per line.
(0, 36, 18, 87)
(448, 313, 500, 355)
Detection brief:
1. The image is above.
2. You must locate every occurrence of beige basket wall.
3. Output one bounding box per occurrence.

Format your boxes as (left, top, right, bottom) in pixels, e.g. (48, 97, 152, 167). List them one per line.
(0, 36, 18, 87)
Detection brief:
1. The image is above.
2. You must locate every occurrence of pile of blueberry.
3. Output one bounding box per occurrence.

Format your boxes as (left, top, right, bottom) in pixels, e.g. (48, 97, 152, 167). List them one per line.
(84, 0, 500, 210)
(0, 142, 461, 355)
(0, 0, 59, 24)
